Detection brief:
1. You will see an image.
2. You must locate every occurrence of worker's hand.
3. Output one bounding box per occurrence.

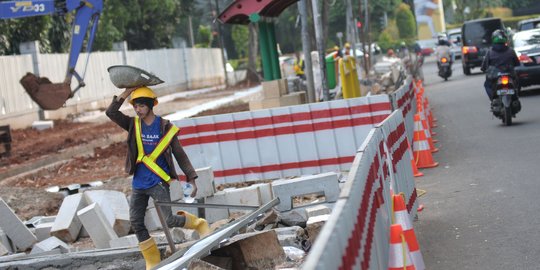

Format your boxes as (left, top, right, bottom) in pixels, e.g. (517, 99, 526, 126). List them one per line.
(189, 180, 198, 197)
(118, 86, 138, 100)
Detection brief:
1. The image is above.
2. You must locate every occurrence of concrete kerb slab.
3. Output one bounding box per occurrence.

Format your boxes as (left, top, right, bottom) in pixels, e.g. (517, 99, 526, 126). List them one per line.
(77, 203, 118, 249)
(271, 172, 340, 212)
(50, 193, 87, 243)
(0, 198, 37, 251)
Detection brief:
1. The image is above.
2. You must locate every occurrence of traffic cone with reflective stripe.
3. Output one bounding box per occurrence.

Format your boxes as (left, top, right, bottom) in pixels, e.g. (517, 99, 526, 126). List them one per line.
(413, 113, 438, 168)
(407, 139, 423, 177)
(394, 194, 425, 270)
(388, 224, 416, 270)
(424, 97, 437, 128)
(416, 101, 438, 151)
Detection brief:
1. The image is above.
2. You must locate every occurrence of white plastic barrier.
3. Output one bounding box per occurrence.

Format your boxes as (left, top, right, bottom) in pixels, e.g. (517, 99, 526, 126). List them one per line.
(303, 127, 392, 269)
(376, 110, 418, 221)
(390, 76, 417, 142)
(173, 95, 392, 185)
(304, 109, 419, 269)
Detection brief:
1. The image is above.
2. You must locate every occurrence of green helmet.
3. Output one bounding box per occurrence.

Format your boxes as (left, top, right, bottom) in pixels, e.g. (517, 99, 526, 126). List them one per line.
(491, 29, 507, 44)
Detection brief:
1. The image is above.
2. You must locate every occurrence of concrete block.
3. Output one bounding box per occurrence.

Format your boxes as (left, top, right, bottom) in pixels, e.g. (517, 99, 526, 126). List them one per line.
(34, 222, 54, 242)
(0, 198, 37, 250)
(83, 190, 130, 237)
(144, 208, 162, 231)
(271, 172, 340, 211)
(169, 180, 183, 202)
(213, 230, 284, 269)
(50, 193, 87, 243)
(223, 186, 262, 216)
(30, 236, 69, 255)
(305, 214, 330, 244)
(77, 203, 118, 249)
(31, 120, 54, 131)
(251, 183, 273, 204)
(194, 167, 216, 199)
(109, 235, 139, 248)
(204, 191, 229, 224)
(305, 205, 331, 218)
(0, 242, 8, 256)
(262, 79, 287, 98)
(0, 229, 13, 253)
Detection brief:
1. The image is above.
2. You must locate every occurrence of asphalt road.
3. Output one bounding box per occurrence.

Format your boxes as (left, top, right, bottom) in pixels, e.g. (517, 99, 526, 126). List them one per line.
(414, 57, 540, 269)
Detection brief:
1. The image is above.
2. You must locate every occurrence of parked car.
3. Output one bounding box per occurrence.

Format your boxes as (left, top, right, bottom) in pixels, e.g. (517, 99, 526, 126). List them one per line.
(517, 17, 540, 32)
(447, 28, 462, 59)
(461, 18, 505, 75)
(512, 28, 540, 88)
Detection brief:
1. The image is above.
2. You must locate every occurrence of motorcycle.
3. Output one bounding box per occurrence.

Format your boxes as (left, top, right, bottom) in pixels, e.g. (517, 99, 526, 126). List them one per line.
(491, 73, 521, 126)
(437, 57, 452, 81)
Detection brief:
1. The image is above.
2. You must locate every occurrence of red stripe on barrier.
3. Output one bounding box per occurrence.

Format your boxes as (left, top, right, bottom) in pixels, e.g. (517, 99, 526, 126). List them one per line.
(210, 156, 355, 177)
(362, 185, 384, 270)
(340, 155, 381, 270)
(180, 114, 390, 146)
(407, 188, 418, 213)
(179, 103, 391, 135)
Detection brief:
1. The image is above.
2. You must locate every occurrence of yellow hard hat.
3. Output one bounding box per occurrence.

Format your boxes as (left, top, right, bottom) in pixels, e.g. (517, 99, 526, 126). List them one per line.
(129, 86, 158, 106)
(334, 46, 339, 51)
(345, 42, 351, 48)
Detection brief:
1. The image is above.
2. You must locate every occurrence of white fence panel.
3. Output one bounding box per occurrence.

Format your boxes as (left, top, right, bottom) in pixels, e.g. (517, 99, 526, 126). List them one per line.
(0, 55, 35, 115)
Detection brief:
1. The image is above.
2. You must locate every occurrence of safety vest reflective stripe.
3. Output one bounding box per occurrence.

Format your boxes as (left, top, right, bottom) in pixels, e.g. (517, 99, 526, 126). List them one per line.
(134, 117, 180, 182)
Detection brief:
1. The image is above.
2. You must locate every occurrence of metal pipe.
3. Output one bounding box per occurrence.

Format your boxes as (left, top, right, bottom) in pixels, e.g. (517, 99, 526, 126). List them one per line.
(156, 198, 280, 270)
(154, 202, 177, 253)
(154, 201, 260, 210)
(298, 0, 316, 103)
(311, 0, 329, 101)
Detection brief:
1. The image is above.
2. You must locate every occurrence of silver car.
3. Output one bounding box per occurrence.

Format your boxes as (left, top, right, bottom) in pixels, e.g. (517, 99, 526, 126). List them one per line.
(447, 28, 462, 59)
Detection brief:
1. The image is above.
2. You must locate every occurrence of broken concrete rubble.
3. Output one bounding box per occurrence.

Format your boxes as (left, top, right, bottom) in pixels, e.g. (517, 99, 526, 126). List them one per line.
(305, 214, 330, 244)
(0, 168, 343, 269)
(30, 236, 69, 255)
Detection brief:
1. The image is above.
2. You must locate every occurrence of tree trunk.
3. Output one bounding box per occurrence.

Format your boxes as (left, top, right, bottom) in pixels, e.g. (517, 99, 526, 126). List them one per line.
(247, 23, 261, 84)
(322, 0, 329, 46)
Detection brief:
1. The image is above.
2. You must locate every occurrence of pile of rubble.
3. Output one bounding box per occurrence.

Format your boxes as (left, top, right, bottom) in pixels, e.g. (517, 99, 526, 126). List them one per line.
(0, 167, 345, 269)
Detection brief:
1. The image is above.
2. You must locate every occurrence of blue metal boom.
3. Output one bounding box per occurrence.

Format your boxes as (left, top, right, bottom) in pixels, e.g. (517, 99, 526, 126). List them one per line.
(0, 0, 103, 109)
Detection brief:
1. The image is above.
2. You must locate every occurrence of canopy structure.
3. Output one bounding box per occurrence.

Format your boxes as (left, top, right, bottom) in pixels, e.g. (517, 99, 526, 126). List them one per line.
(218, 0, 299, 81)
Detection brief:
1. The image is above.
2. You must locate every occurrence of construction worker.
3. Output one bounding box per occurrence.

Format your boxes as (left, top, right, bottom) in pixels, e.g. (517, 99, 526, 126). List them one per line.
(106, 86, 210, 269)
(293, 51, 305, 80)
(344, 42, 351, 56)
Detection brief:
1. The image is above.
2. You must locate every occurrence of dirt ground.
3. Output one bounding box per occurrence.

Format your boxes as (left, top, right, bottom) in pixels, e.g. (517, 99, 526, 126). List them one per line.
(0, 87, 252, 220)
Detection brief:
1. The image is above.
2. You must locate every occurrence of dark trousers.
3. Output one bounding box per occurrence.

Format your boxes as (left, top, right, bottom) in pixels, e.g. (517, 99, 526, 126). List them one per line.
(130, 181, 186, 242)
(484, 80, 493, 100)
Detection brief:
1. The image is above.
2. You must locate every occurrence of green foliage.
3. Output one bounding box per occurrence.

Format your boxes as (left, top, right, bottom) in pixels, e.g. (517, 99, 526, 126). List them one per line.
(196, 25, 213, 48)
(231, 25, 249, 58)
(395, 3, 416, 40)
(502, 0, 538, 9)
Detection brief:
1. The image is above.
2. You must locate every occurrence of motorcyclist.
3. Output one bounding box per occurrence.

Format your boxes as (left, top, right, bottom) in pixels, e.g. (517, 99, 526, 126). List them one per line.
(480, 29, 520, 101)
(434, 34, 452, 66)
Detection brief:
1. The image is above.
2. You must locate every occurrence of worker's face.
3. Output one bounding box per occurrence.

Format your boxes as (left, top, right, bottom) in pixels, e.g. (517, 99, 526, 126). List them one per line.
(133, 103, 151, 119)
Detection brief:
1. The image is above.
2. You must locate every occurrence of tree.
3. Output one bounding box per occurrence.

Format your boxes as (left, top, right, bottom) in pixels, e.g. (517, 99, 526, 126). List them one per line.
(231, 25, 249, 58)
(196, 25, 213, 48)
(395, 3, 416, 41)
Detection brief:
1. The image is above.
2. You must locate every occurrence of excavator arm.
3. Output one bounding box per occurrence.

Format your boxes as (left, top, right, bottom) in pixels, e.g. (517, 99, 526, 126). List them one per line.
(0, 0, 103, 110)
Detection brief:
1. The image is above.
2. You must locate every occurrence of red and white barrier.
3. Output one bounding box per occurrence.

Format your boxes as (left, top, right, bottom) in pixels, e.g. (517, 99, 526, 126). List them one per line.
(377, 110, 418, 220)
(173, 95, 392, 185)
(390, 76, 417, 143)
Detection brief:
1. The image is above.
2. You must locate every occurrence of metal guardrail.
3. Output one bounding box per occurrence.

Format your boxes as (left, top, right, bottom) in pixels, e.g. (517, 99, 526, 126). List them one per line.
(154, 198, 280, 270)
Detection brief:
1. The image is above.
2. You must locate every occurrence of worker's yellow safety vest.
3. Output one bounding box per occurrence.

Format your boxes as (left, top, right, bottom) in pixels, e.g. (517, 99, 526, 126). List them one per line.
(134, 117, 179, 182)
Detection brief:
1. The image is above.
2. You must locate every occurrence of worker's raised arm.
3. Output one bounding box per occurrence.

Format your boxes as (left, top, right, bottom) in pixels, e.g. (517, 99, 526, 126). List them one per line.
(106, 87, 137, 131)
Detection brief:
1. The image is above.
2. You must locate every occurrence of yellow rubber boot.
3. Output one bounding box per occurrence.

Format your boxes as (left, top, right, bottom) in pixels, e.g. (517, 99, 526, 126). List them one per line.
(139, 238, 161, 270)
(177, 211, 211, 237)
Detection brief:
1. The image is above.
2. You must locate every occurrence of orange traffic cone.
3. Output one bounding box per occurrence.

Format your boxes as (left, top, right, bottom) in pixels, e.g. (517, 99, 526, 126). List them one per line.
(388, 224, 416, 270)
(424, 97, 437, 128)
(416, 104, 438, 152)
(393, 194, 425, 270)
(407, 139, 423, 177)
(413, 113, 438, 169)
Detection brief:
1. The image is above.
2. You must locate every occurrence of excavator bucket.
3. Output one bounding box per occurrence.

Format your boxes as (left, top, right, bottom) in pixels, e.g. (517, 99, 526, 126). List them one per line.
(20, 73, 72, 110)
